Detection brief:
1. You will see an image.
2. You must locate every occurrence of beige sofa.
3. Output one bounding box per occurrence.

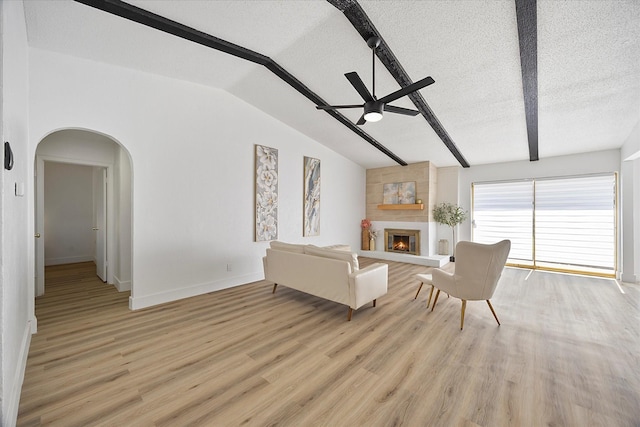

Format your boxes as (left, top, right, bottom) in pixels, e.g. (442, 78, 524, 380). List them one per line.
(263, 241, 388, 320)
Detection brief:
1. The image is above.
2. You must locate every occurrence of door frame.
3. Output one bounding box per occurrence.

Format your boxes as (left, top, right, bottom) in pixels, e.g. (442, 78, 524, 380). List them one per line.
(35, 154, 115, 295)
(94, 167, 108, 282)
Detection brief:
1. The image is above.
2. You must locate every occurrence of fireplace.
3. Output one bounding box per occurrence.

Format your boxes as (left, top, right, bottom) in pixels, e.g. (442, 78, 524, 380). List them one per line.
(384, 229, 420, 255)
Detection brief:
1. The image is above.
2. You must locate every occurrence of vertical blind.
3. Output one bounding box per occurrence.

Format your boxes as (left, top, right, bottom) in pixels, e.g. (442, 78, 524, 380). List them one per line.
(472, 174, 616, 274)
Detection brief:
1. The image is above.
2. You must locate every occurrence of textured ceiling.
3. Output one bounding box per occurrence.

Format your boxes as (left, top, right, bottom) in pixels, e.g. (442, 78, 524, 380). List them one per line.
(23, 0, 640, 168)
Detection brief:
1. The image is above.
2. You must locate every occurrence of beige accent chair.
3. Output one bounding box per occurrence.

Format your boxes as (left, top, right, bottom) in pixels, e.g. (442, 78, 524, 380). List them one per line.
(418, 240, 511, 330)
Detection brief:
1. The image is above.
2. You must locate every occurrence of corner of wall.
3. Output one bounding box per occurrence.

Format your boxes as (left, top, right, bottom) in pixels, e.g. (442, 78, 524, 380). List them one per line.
(621, 119, 640, 161)
(113, 275, 131, 292)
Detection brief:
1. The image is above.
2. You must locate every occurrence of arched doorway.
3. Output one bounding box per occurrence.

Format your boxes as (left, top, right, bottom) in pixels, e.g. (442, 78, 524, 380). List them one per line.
(34, 128, 133, 298)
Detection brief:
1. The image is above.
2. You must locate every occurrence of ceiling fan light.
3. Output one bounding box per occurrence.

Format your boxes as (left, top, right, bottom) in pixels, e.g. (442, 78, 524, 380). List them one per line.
(364, 111, 383, 122)
(363, 101, 384, 122)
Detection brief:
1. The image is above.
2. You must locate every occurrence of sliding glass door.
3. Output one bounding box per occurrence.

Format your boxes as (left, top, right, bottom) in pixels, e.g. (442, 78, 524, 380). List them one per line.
(472, 180, 534, 267)
(472, 173, 617, 276)
(534, 175, 616, 274)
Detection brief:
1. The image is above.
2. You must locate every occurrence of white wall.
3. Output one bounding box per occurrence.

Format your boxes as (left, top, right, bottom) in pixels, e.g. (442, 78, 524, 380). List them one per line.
(434, 166, 460, 255)
(621, 120, 640, 161)
(114, 148, 132, 291)
(635, 157, 640, 283)
(43, 162, 94, 265)
(620, 160, 636, 283)
(28, 48, 366, 310)
(1, 1, 31, 425)
(621, 120, 640, 283)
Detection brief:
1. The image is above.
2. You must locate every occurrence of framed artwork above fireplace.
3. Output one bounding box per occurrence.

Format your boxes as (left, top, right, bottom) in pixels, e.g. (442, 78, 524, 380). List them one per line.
(383, 181, 416, 204)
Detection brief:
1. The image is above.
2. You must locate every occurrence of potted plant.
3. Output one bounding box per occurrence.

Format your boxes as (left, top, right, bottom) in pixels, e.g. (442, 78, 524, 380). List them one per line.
(433, 202, 468, 262)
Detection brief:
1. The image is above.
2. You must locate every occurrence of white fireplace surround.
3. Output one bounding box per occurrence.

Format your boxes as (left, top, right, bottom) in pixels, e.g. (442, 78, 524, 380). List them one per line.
(364, 221, 448, 267)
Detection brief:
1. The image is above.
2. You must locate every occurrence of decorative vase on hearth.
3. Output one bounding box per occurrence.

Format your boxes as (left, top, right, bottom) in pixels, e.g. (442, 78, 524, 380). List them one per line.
(362, 229, 370, 251)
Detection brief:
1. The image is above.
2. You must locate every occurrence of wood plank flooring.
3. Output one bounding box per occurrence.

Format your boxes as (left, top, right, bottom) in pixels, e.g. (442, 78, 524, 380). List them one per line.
(17, 260, 640, 426)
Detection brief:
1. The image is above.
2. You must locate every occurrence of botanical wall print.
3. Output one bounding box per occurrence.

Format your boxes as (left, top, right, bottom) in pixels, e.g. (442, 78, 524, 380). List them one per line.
(303, 156, 321, 236)
(255, 145, 278, 241)
(383, 181, 416, 204)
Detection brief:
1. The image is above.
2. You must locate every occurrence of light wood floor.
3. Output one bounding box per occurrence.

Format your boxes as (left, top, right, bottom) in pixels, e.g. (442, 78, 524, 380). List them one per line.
(17, 260, 640, 426)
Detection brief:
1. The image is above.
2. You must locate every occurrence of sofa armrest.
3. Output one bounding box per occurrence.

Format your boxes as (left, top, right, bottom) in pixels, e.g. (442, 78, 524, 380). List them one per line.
(348, 263, 388, 309)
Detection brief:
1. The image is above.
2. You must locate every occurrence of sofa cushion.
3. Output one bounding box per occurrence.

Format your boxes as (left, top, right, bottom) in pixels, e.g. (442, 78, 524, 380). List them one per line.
(270, 241, 305, 254)
(304, 245, 359, 271)
(323, 244, 351, 251)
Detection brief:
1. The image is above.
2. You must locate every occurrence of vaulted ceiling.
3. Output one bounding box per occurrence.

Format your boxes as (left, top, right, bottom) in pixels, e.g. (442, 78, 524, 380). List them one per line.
(23, 0, 640, 168)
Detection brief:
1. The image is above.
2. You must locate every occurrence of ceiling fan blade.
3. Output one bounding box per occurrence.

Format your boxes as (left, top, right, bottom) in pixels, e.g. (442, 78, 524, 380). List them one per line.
(384, 104, 421, 116)
(316, 104, 363, 110)
(356, 114, 366, 125)
(378, 76, 435, 104)
(345, 72, 374, 102)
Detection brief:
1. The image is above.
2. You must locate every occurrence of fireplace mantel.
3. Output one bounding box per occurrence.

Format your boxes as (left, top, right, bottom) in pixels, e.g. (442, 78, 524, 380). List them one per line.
(377, 204, 424, 210)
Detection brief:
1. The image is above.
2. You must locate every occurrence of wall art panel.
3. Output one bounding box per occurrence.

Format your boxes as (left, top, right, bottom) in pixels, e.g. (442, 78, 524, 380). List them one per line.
(255, 145, 278, 241)
(303, 156, 320, 236)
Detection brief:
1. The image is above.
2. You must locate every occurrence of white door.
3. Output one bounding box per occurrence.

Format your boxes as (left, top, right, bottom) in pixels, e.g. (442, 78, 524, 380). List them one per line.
(94, 168, 107, 281)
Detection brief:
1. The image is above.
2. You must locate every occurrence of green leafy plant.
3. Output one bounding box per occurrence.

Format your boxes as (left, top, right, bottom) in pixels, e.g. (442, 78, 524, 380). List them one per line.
(433, 203, 468, 260)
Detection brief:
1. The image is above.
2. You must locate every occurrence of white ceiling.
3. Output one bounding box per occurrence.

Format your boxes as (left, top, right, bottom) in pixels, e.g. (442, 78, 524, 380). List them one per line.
(23, 0, 640, 168)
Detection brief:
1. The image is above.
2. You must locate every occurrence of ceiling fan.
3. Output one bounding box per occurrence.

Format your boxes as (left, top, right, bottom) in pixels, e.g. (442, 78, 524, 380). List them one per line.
(316, 36, 435, 125)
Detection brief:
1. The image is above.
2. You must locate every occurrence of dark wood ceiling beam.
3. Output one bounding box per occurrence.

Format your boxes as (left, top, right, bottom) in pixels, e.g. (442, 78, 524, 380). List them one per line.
(74, 0, 408, 165)
(515, 0, 539, 161)
(328, 0, 470, 168)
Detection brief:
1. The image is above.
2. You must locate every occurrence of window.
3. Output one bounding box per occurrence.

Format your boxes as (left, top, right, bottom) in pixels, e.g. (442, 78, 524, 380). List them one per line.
(472, 174, 616, 276)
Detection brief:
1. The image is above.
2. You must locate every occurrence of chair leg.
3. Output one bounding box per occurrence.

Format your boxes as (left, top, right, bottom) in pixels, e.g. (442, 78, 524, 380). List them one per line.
(347, 307, 353, 321)
(460, 300, 467, 330)
(373, 299, 377, 307)
(426, 285, 434, 308)
(486, 300, 500, 326)
(272, 283, 278, 294)
(431, 289, 441, 312)
(414, 282, 423, 299)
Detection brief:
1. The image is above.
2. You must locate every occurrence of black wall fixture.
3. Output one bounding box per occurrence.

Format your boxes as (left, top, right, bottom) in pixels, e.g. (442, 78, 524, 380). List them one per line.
(4, 142, 14, 170)
(74, 0, 408, 166)
(515, 0, 539, 162)
(327, 0, 470, 168)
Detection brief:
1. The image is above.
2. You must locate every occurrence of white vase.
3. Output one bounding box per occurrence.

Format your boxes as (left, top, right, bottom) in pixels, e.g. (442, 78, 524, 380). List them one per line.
(370, 238, 375, 251)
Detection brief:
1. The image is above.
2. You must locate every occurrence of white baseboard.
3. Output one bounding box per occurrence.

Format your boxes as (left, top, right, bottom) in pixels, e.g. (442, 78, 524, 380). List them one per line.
(5, 320, 33, 427)
(113, 274, 131, 292)
(45, 255, 93, 266)
(129, 272, 263, 310)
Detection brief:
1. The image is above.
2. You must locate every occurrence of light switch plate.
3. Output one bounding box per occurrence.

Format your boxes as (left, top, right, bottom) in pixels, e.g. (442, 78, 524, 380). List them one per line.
(15, 182, 25, 197)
